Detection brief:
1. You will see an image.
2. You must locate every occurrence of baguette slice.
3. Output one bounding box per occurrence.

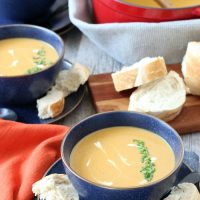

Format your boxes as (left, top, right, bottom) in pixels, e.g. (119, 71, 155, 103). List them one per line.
(164, 183, 200, 200)
(32, 174, 79, 200)
(111, 64, 138, 92)
(134, 57, 167, 87)
(182, 42, 200, 95)
(37, 89, 64, 119)
(111, 57, 167, 92)
(54, 62, 91, 97)
(128, 71, 186, 122)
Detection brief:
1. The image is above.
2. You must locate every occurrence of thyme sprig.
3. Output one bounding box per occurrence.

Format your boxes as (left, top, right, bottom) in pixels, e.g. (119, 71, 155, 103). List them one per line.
(133, 139, 156, 182)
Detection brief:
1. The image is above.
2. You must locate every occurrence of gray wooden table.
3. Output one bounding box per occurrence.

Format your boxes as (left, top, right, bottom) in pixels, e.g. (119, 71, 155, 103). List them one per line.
(59, 28, 200, 164)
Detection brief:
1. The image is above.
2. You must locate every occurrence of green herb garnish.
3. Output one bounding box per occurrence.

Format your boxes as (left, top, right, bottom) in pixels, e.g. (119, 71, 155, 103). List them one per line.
(27, 65, 42, 74)
(33, 47, 47, 66)
(27, 47, 53, 74)
(133, 139, 156, 182)
(37, 48, 46, 57)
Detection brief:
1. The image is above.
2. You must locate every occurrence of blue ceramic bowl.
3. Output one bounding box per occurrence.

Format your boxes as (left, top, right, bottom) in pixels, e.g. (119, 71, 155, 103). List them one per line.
(0, 24, 64, 105)
(61, 111, 184, 200)
(0, 0, 56, 25)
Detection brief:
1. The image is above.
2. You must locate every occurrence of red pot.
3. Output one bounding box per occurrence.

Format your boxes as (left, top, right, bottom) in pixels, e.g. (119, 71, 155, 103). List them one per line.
(92, 0, 200, 23)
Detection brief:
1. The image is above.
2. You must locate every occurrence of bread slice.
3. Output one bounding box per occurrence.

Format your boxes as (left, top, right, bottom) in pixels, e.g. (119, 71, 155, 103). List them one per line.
(111, 57, 167, 92)
(54, 62, 91, 97)
(164, 183, 200, 200)
(37, 89, 64, 119)
(134, 57, 167, 87)
(128, 71, 186, 122)
(111, 64, 138, 92)
(182, 42, 200, 95)
(32, 173, 79, 200)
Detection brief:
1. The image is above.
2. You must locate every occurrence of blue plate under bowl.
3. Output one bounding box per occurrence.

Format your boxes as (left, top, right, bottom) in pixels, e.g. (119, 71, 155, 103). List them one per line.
(34, 158, 192, 200)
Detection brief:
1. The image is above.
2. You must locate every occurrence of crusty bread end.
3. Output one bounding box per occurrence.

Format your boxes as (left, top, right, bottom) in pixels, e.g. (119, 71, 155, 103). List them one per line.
(37, 89, 64, 119)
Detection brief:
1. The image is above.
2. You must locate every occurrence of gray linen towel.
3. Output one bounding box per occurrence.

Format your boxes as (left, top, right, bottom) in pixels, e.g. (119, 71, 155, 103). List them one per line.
(69, 0, 200, 65)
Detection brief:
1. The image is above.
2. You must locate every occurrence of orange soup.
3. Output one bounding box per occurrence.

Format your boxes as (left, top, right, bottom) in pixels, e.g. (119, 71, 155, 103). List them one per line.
(70, 126, 175, 188)
(0, 38, 58, 76)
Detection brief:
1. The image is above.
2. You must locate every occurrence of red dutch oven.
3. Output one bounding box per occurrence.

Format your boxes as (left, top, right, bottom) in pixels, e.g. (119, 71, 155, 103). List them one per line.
(92, 0, 200, 23)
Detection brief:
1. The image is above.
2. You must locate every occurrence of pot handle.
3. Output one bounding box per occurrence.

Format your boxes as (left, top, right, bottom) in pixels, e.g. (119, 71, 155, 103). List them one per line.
(192, 7, 200, 17)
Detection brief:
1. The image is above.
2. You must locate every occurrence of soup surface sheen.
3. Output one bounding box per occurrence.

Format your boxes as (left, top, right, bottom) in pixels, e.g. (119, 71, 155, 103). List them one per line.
(123, 0, 200, 8)
(70, 126, 175, 188)
(0, 38, 58, 76)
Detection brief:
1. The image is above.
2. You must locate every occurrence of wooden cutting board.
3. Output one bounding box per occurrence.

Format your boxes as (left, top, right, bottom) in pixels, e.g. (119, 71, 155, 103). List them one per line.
(88, 64, 200, 135)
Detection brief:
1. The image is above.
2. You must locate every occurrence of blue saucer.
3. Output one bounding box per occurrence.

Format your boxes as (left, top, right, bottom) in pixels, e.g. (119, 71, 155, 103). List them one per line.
(0, 61, 86, 124)
(34, 159, 192, 200)
(36, 3, 73, 34)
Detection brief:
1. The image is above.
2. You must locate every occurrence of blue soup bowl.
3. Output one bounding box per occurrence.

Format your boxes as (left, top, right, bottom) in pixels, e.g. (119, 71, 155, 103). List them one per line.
(0, 24, 64, 105)
(61, 111, 184, 200)
(0, 0, 56, 25)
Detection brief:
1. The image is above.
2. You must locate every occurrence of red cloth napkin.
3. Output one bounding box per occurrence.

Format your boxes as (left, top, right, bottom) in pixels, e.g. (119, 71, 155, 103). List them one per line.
(0, 119, 69, 200)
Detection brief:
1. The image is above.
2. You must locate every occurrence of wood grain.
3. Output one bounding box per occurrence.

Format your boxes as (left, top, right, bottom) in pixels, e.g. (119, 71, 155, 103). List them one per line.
(88, 64, 200, 134)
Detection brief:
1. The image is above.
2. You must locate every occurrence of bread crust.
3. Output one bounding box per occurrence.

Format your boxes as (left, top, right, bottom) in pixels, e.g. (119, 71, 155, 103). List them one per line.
(50, 97, 65, 118)
(37, 89, 65, 119)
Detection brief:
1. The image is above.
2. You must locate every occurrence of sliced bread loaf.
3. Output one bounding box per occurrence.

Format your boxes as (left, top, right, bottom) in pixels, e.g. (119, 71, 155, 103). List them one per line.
(164, 183, 200, 200)
(32, 174, 79, 200)
(111, 57, 167, 92)
(128, 71, 186, 122)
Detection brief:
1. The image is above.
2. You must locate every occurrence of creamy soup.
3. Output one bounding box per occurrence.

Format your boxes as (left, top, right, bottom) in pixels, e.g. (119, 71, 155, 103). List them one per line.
(123, 0, 200, 8)
(70, 126, 175, 188)
(0, 38, 59, 76)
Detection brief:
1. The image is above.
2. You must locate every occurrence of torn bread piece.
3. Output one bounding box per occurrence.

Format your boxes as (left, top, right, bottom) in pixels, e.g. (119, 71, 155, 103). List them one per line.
(37, 89, 64, 119)
(182, 42, 200, 96)
(111, 57, 167, 92)
(164, 183, 200, 200)
(54, 62, 91, 97)
(128, 71, 186, 122)
(32, 174, 79, 200)
(37, 63, 91, 119)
